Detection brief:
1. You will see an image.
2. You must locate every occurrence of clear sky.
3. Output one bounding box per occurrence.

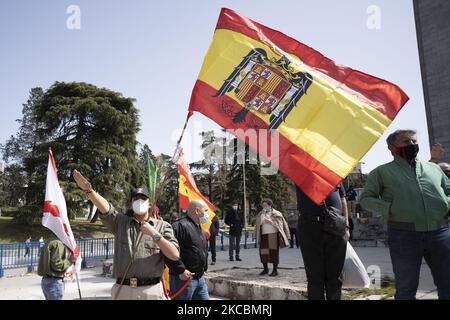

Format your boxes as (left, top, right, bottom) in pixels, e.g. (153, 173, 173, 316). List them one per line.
(1, 0, 428, 173)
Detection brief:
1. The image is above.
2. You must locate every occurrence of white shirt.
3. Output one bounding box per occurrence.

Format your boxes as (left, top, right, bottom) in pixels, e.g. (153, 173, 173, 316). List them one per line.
(261, 210, 277, 235)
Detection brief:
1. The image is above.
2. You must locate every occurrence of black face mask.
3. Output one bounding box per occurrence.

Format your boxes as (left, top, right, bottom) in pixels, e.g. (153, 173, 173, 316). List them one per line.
(395, 144, 419, 161)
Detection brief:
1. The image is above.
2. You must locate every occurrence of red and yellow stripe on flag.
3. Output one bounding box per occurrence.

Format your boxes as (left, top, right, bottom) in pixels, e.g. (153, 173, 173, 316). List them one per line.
(188, 8, 409, 204)
(178, 150, 215, 239)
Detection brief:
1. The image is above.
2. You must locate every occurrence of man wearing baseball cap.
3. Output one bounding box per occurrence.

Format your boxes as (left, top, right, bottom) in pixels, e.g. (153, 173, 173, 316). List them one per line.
(72, 170, 180, 300)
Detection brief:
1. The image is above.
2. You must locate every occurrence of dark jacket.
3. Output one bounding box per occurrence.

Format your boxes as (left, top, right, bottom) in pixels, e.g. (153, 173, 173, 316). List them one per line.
(225, 208, 244, 235)
(209, 215, 220, 237)
(37, 240, 72, 278)
(166, 216, 207, 278)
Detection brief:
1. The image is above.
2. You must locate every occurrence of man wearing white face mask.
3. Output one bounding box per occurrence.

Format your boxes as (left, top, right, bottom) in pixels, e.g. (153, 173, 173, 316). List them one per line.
(72, 170, 179, 300)
(165, 200, 210, 300)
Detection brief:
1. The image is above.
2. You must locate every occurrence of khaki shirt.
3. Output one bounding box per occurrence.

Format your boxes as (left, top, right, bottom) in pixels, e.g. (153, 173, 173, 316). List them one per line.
(100, 203, 179, 279)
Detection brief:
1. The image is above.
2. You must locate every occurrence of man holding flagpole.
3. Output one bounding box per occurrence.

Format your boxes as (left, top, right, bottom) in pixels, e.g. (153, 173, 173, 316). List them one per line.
(38, 239, 76, 300)
(72, 169, 179, 300)
(41, 148, 81, 299)
(166, 200, 210, 300)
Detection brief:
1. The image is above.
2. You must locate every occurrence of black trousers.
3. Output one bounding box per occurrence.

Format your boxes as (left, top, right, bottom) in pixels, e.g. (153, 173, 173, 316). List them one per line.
(298, 217, 347, 300)
(209, 235, 217, 262)
(289, 228, 299, 248)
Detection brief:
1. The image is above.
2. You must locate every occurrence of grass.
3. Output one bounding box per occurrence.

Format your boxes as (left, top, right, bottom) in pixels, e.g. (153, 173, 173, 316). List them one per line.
(0, 216, 112, 243)
(344, 275, 396, 300)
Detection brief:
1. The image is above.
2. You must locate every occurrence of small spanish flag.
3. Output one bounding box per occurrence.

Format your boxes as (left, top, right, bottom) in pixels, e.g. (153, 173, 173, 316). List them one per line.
(188, 8, 409, 204)
(178, 149, 215, 239)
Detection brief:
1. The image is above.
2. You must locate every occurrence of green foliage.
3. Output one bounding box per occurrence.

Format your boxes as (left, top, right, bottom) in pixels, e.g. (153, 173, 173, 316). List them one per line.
(0, 207, 19, 217)
(0, 164, 27, 207)
(1, 82, 141, 224)
(136, 145, 179, 220)
(192, 133, 294, 224)
(154, 153, 179, 219)
(0, 216, 111, 243)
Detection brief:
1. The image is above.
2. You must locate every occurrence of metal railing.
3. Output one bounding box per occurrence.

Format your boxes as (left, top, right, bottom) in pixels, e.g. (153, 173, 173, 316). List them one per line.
(0, 238, 114, 278)
(0, 231, 257, 277)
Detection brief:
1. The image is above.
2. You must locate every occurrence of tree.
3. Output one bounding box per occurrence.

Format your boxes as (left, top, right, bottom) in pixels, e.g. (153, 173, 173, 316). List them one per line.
(225, 138, 293, 225)
(2, 82, 141, 224)
(190, 130, 232, 219)
(0, 164, 27, 208)
(154, 153, 179, 220)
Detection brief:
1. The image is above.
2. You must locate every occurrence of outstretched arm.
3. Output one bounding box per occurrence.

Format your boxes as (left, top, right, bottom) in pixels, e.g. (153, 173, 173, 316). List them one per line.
(72, 169, 110, 214)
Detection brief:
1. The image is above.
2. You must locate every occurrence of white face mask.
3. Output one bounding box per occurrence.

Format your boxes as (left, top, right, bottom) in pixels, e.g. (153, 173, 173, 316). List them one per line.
(199, 213, 210, 225)
(232, 205, 238, 210)
(132, 199, 149, 215)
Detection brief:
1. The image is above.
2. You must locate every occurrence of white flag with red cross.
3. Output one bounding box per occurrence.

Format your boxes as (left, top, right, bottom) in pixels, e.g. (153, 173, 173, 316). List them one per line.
(42, 148, 79, 261)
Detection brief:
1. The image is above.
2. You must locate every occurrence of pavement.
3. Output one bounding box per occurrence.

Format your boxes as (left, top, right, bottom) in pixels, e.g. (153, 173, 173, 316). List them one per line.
(0, 244, 439, 300)
(205, 245, 438, 300)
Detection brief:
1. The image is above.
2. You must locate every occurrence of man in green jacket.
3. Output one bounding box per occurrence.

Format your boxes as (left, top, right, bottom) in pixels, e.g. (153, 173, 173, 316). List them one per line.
(360, 129, 450, 300)
(37, 239, 75, 300)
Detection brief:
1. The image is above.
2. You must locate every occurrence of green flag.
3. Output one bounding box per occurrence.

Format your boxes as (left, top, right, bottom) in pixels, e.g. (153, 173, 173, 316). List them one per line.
(147, 154, 157, 215)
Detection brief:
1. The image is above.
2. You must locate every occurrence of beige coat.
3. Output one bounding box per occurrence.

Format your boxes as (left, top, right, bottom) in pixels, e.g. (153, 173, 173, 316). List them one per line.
(255, 208, 291, 248)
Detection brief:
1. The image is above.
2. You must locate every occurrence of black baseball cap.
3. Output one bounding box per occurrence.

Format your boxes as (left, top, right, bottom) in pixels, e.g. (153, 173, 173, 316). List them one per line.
(131, 187, 150, 199)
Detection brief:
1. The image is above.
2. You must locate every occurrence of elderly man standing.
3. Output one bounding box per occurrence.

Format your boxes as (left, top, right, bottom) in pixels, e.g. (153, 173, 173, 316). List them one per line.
(166, 200, 210, 300)
(360, 129, 450, 300)
(72, 170, 179, 300)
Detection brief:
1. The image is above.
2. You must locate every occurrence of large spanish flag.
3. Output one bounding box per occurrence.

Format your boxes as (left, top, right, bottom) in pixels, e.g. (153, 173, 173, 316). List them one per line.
(188, 8, 409, 204)
(178, 150, 215, 239)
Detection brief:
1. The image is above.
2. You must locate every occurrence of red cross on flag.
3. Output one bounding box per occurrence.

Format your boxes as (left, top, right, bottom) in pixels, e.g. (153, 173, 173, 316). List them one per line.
(42, 148, 79, 259)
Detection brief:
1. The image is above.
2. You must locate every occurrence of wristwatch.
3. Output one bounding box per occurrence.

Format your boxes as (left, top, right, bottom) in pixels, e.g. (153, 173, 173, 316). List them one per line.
(152, 232, 162, 242)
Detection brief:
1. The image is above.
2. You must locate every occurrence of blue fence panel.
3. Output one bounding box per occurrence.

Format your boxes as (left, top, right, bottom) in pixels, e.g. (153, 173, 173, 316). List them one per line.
(0, 231, 257, 278)
(0, 238, 115, 278)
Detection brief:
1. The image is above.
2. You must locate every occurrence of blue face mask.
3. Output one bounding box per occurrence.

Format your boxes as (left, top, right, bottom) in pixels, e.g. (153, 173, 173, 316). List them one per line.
(199, 213, 209, 225)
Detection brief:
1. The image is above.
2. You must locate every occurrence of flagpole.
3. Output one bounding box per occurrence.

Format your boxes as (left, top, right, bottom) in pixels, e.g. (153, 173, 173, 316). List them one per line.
(172, 112, 192, 161)
(243, 148, 248, 228)
(74, 267, 82, 300)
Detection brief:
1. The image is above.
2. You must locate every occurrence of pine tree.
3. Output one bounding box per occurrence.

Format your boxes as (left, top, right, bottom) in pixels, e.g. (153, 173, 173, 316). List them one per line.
(2, 82, 141, 224)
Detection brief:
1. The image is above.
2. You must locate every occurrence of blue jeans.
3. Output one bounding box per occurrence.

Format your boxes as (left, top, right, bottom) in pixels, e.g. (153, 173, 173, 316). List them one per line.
(388, 226, 450, 300)
(41, 277, 65, 300)
(169, 275, 209, 300)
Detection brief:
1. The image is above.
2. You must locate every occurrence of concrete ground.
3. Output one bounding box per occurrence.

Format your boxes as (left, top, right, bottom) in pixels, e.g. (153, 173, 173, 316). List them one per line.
(206, 245, 438, 300)
(0, 265, 115, 300)
(0, 245, 439, 300)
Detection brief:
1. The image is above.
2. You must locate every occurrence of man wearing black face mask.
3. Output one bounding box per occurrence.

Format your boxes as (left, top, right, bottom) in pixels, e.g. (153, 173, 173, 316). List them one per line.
(360, 129, 450, 300)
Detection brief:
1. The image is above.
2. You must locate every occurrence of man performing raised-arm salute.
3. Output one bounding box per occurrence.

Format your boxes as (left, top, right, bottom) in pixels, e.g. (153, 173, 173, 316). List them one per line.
(73, 170, 179, 300)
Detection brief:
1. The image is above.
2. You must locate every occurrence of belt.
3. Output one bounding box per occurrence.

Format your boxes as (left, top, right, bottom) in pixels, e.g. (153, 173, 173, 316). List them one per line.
(299, 214, 324, 222)
(44, 275, 64, 280)
(116, 277, 160, 287)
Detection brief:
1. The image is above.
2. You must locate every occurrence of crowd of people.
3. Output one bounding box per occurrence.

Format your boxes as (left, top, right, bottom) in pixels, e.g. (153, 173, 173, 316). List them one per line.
(35, 128, 450, 300)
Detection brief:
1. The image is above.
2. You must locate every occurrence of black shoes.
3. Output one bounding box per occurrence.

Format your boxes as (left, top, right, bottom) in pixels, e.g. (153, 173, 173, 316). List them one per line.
(210, 261, 215, 265)
(229, 257, 234, 261)
(269, 270, 278, 277)
(235, 257, 242, 261)
(259, 269, 269, 275)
